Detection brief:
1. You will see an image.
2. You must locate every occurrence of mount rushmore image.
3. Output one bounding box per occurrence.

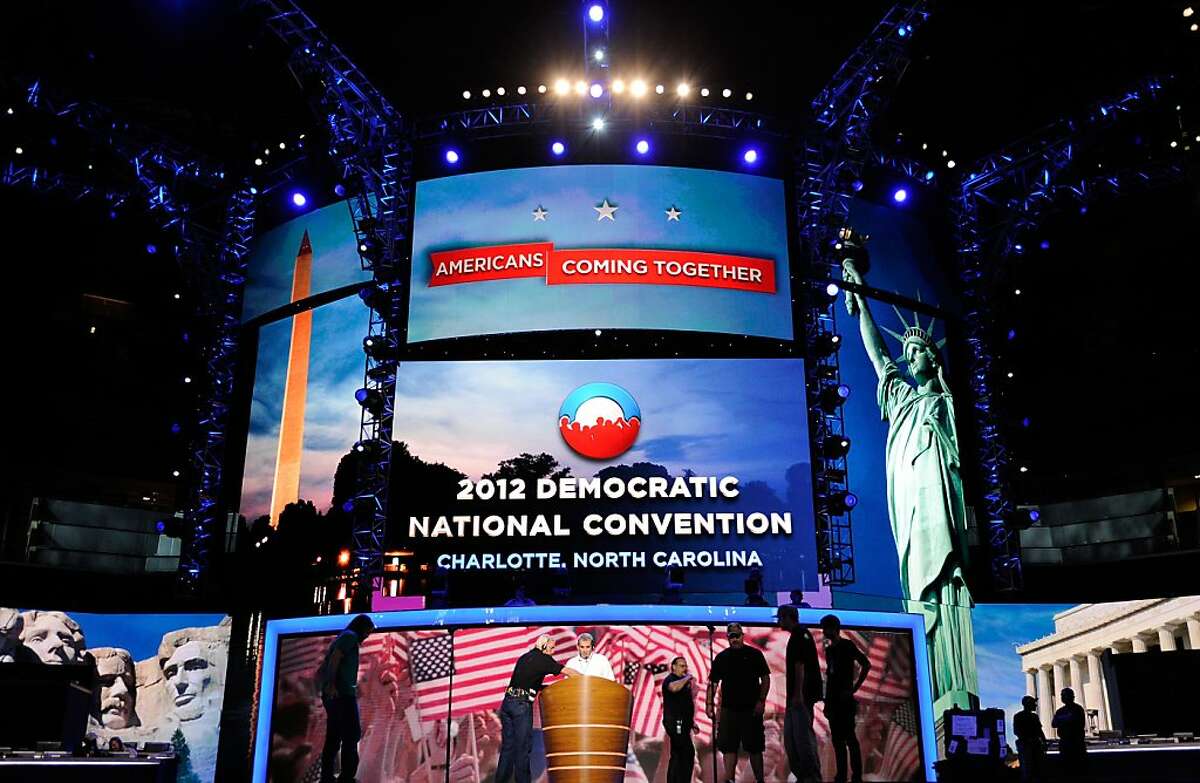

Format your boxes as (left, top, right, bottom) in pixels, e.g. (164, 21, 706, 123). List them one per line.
(0, 608, 230, 782)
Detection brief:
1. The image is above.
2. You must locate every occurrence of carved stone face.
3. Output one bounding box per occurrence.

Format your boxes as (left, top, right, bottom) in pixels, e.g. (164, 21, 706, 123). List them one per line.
(20, 611, 85, 664)
(95, 650, 137, 729)
(162, 641, 213, 721)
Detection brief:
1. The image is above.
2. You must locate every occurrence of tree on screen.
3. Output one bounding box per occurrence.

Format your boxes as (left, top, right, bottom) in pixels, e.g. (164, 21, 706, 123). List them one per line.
(172, 728, 201, 783)
(484, 452, 572, 482)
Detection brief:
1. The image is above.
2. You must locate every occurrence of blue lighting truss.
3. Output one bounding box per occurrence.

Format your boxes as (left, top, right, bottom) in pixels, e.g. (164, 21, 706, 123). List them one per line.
(796, 2, 931, 587)
(5, 82, 258, 594)
(953, 76, 1178, 592)
(253, 0, 413, 610)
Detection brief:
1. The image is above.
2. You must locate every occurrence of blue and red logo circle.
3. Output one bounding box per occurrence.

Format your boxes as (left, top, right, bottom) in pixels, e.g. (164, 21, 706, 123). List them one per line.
(558, 382, 642, 460)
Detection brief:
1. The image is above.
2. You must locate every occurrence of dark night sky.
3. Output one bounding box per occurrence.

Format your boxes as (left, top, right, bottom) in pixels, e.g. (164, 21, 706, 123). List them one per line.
(2, 1, 1198, 509)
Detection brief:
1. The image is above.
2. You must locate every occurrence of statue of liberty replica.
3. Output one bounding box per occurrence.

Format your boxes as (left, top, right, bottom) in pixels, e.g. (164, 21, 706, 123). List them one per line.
(838, 227, 978, 710)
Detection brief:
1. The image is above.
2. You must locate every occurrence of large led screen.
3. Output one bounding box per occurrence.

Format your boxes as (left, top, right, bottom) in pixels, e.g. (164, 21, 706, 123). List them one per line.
(257, 606, 934, 783)
(0, 609, 231, 783)
(394, 358, 817, 596)
(408, 165, 794, 342)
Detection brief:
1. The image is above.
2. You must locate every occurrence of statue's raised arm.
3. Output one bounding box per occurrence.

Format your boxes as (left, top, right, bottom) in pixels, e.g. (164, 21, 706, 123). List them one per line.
(839, 233, 891, 381)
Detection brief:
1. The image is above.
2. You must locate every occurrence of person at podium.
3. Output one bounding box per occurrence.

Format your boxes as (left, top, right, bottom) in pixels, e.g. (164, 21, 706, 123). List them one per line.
(496, 634, 580, 783)
(563, 632, 615, 680)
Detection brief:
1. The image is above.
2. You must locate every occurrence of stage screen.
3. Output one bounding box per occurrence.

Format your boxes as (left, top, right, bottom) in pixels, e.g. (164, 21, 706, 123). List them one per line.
(257, 606, 934, 782)
(394, 358, 817, 597)
(408, 165, 794, 342)
(0, 608, 231, 783)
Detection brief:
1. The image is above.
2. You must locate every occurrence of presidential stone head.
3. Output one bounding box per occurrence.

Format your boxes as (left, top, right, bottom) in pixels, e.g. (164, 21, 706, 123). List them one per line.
(160, 640, 214, 721)
(0, 608, 22, 662)
(19, 610, 86, 664)
(92, 647, 139, 729)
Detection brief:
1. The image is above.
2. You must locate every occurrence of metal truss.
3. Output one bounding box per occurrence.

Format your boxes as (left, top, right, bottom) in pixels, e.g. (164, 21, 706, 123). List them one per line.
(412, 100, 782, 140)
(796, 2, 931, 587)
(253, 0, 412, 609)
(954, 75, 1174, 592)
(7, 81, 257, 594)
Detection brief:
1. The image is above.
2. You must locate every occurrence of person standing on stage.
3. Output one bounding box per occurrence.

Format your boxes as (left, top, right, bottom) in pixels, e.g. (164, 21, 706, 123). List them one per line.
(1051, 687, 1088, 778)
(563, 632, 615, 680)
(820, 614, 871, 783)
(317, 614, 374, 783)
(705, 623, 771, 783)
(778, 606, 822, 783)
(1013, 695, 1047, 782)
(662, 656, 698, 783)
(495, 634, 580, 783)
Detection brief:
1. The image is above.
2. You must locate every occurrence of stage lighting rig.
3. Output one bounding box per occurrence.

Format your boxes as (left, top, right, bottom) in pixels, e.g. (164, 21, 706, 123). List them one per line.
(362, 335, 398, 361)
(811, 332, 843, 357)
(818, 383, 852, 412)
(822, 437, 852, 459)
(355, 388, 385, 414)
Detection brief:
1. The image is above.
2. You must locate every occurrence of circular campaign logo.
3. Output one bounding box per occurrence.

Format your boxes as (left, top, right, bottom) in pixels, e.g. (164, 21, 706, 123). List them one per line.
(558, 382, 642, 460)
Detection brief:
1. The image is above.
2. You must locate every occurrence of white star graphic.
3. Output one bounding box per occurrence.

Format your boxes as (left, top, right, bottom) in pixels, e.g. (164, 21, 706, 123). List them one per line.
(665, 206, 682, 222)
(532, 205, 548, 221)
(593, 199, 619, 221)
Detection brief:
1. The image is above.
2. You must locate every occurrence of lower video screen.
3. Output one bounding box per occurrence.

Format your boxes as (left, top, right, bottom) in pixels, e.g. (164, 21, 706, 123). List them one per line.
(268, 621, 924, 782)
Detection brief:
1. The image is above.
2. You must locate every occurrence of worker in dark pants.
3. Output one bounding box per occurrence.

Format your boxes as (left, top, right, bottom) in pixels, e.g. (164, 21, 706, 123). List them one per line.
(1052, 687, 1088, 778)
(662, 656, 698, 783)
(495, 634, 580, 783)
(1013, 695, 1047, 782)
(318, 614, 375, 783)
(820, 614, 871, 783)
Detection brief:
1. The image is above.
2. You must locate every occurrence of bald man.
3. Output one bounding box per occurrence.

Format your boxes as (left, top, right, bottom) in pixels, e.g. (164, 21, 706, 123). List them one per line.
(496, 635, 580, 783)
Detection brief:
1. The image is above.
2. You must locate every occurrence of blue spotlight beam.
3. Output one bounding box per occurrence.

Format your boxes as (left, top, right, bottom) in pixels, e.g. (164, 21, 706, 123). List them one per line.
(252, 0, 412, 611)
(795, 2, 930, 588)
(953, 74, 1177, 593)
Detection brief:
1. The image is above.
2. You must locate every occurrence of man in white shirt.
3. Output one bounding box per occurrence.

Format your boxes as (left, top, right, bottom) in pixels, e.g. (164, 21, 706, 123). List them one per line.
(563, 632, 615, 680)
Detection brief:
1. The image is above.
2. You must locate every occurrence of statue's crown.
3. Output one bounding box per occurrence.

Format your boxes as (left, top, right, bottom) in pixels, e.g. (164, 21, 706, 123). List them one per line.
(902, 325, 936, 351)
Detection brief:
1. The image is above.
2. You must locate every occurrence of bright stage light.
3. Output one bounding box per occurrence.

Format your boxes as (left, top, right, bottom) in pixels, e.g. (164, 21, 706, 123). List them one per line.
(588, 4, 604, 22)
(444, 148, 460, 164)
(538, 84, 547, 94)
(338, 549, 352, 567)
(946, 159, 956, 168)
(700, 87, 710, 97)
(676, 83, 690, 97)
(279, 142, 286, 150)
(254, 157, 263, 166)
(819, 383, 852, 412)
(482, 89, 491, 98)
(183, 376, 192, 384)
(554, 79, 570, 95)
(893, 188, 908, 203)
(590, 83, 604, 98)
(172, 470, 181, 477)
(497, 87, 506, 96)
(825, 282, 840, 298)
(745, 92, 753, 100)
(631, 79, 647, 97)
(722, 88, 732, 98)
(742, 147, 759, 164)
(655, 84, 665, 94)
(612, 79, 625, 94)
(551, 140, 566, 156)
(925, 170, 935, 181)
(1185, 6, 1194, 17)
(575, 80, 588, 96)
(635, 138, 650, 155)
(146, 243, 158, 255)
(594, 48, 605, 62)
(517, 85, 526, 95)
(15, 146, 23, 155)
(1192, 22, 1198, 30)
(462, 90, 471, 99)
(291, 191, 307, 207)
(592, 117, 605, 131)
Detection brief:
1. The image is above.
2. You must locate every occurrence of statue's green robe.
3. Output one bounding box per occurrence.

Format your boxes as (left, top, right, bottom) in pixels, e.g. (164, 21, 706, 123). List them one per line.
(878, 360, 978, 701)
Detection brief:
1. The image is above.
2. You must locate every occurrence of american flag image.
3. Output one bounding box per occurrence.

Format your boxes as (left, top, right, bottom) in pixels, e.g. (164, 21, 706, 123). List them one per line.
(411, 633, 455, 722)
(878, 700, 921, 781)
(630, 662, 671, 736)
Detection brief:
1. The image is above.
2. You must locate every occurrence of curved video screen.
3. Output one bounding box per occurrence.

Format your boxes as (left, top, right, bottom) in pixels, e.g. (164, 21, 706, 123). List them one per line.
(256, 606, 934, 783)
(409, 164, 793, 342)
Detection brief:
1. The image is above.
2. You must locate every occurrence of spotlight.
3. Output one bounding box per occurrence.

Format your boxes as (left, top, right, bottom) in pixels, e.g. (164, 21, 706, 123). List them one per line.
(146, 243, 158, 255)
(172, 470, 182, 478)
(742, 148, 759, 164)
(444, 148, 460, 164)
(1039, 240, 1050, 250)
(700, 87, 710, 97)
(482, 89, 491, 98)
(851, 179, 864, 192)
(612, 79, 625, 94)
(824, 282, 840, 298)
(592, 117, 605, 131)
(538, 84, 547, 93)
(893, 188, 908, 203)
(554, 79, 570, 95)
(590, 83, 604, 98)
(723, 88, 732, 98)
(946, 159, 956, 169)
(1186, 6, 1195, 17)
(588, 3, 604, 22)
(338, 549, 352, 567)
(630, 79, 647, 97)
(497, 87, 506, 96)
(462, 90, 471, 99)
(1010, 507, 1041, 529)
(822, 437, 852, 459)
(677, 83, 690, 97)
(575, 80, 588, 96)
(655, 84, 665, 94)
(183, 376, 192, 384)
(745, 92, 753, 100)
(811, 333, 842, 357)
(925, 170, 935, 181)
(279, 142, 286, 150)
(363, 335, 397, 360)
(825, 490, 859, 514)
(818, 383, 852, 412)
(551, 140, 566, 156)
(291, 191, 307, 207)
(635, 138, 650, 155)
(253, 157, 263, 166)
(355, 387, 385, 414)
(517, 85, 526, 95)
(594, 48, 605, 62)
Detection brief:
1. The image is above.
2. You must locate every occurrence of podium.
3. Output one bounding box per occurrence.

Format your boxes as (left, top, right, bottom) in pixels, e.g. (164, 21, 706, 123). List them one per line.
(539, 675, 634, 783)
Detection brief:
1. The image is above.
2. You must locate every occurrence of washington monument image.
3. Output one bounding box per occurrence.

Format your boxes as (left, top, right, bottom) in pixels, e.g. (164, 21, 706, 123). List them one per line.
(840, 228, 978, 710)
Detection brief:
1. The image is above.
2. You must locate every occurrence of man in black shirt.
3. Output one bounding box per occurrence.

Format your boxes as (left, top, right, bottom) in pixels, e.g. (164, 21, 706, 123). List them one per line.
(495, 634, 579, 783)
(778, 606, 821, 783)
(1013, 695, 1046, 782)
(820, 615, 870, 783)
(705, 623, 771, 783)
(661, 656, 698, 783)
(1051, 687, 1087, 778)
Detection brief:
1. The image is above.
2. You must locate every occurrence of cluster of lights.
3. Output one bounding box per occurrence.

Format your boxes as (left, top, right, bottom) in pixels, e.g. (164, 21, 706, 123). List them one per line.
(1186, 6, 1198, 31)
(462, 80, 754, 103)
(445, 136, 761, 168)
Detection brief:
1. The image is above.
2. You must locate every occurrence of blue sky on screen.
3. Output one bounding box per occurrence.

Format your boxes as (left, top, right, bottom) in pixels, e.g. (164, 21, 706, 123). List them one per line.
(408, 165, 793, 341)
(241, 199, 369, 323)
(973, 603, 1073, 722)
(22, 612, 228, 661)
(240, 295, 367, 520)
